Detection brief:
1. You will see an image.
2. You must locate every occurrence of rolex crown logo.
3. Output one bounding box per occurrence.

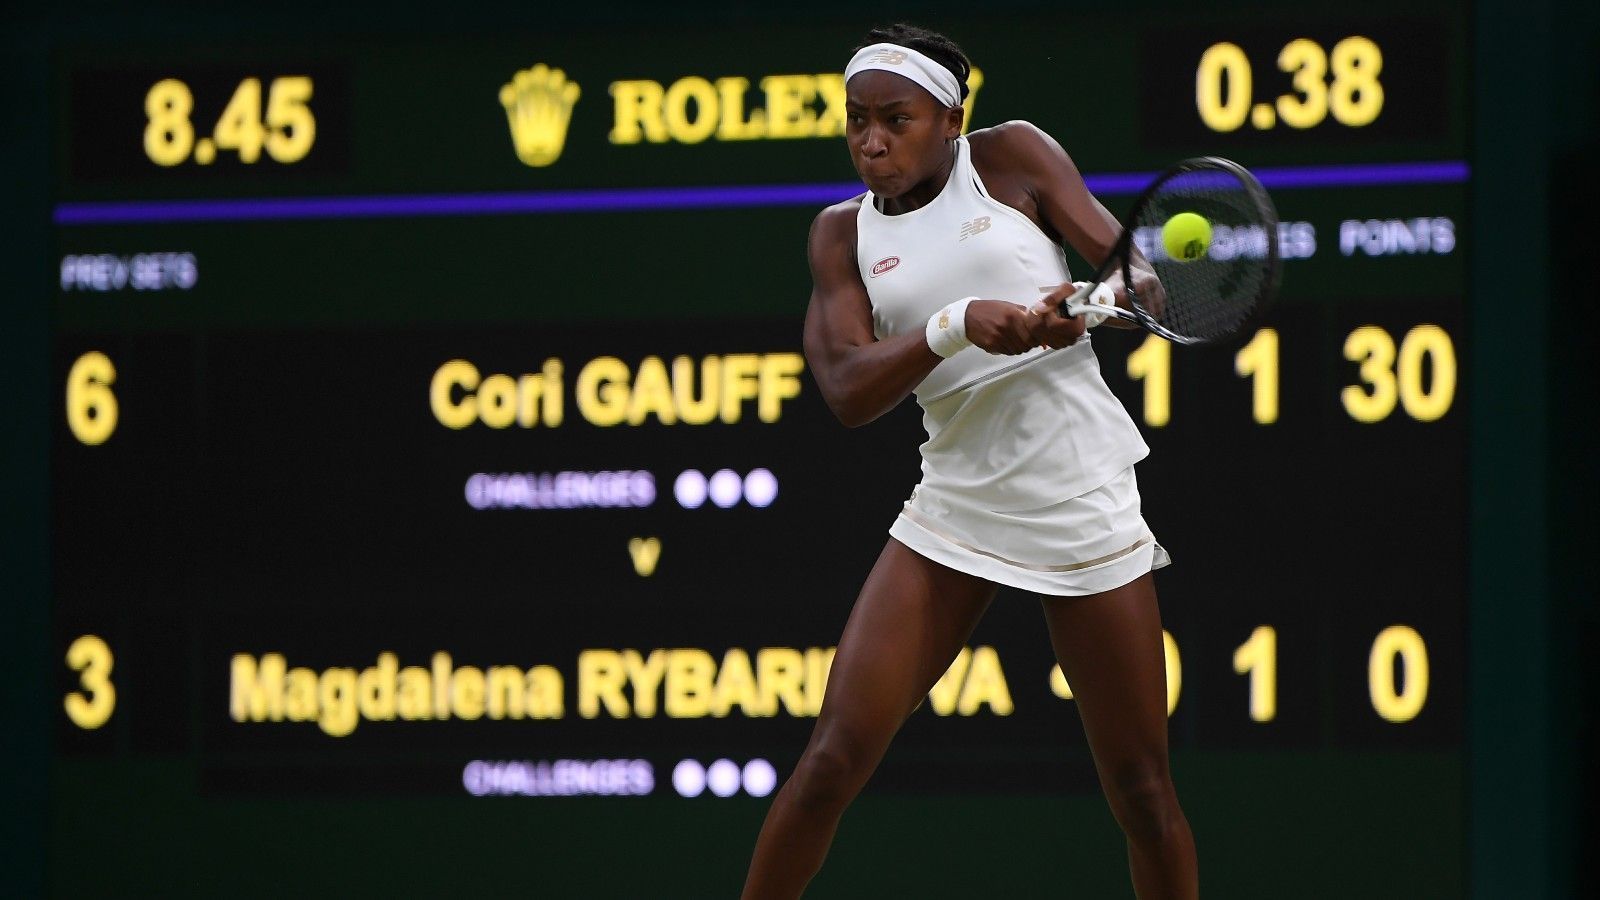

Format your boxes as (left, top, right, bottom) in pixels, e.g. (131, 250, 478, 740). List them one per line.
(499, 63, 581, 168)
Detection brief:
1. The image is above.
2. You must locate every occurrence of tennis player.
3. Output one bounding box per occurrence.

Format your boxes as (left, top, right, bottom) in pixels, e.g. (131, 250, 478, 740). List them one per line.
(740, 24, 1197, 899)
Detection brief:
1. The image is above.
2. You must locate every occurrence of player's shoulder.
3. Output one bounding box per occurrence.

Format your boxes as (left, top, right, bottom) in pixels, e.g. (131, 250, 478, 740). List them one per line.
(968, 120, 1066, 169)
(809, 194, 866, 248)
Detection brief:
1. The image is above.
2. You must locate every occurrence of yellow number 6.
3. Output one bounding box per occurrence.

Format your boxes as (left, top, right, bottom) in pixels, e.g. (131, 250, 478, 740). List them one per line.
(66, 351, 118, 445)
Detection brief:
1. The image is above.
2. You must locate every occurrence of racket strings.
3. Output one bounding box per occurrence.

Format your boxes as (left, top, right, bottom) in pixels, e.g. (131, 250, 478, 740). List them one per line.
(1132, 169, 1276, 342)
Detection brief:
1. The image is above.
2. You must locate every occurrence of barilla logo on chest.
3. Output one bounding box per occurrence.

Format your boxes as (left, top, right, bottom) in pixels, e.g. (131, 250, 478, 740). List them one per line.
(870, 256, 900, 277)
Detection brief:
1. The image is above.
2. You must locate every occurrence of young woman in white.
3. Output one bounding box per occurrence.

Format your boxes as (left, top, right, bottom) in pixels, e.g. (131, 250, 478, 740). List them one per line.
(742, 24, 1197, 900)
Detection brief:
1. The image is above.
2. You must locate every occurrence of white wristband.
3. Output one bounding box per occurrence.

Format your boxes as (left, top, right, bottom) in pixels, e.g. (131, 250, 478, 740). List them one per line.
(926, 297, 977, 358)
(1077, 282, 1117, 329)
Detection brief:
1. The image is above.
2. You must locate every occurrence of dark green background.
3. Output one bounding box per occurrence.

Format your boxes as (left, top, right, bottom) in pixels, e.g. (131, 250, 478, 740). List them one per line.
(5, 1, 1595, 897)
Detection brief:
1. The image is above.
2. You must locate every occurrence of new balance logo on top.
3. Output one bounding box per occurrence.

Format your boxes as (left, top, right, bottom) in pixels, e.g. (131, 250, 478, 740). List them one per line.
(959, 217, 992, 240)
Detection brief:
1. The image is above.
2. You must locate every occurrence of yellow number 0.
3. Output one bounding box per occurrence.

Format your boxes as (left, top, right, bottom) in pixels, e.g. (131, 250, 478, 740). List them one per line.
(1196, 42, 1252, 133)
(65, 635, 116, 730)
(1369, 625, 1428, 723)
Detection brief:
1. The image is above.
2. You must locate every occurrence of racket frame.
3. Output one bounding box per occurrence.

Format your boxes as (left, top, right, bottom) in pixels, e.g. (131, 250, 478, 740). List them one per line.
(1060, 156, 1281, 345)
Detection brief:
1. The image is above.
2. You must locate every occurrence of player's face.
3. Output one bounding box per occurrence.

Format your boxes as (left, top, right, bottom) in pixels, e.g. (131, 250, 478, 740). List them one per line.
(844, 71, 962, 199)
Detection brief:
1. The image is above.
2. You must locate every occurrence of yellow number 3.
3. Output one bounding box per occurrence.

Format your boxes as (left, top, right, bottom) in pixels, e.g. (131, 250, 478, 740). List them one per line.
(65, 635, 116, 730)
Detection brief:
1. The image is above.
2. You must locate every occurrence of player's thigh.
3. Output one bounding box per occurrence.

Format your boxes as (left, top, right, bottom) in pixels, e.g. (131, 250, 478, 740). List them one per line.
(807, 538, 996, 755)
(1038, 573, 1171, 769)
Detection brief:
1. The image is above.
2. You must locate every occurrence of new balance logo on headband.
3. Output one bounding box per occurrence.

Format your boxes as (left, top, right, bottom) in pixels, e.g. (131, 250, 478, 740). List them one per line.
(846, 42, 962, 108)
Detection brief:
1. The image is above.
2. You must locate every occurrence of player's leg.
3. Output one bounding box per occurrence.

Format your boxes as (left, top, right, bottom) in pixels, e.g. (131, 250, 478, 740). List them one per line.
(1040, 572, 1197, 900)
(741, 538, 997, 899)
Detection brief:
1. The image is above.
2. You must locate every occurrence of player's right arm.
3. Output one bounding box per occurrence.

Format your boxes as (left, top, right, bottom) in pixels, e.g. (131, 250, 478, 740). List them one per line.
(803, 202, 938, 427)
(803, 202, 1037, 427)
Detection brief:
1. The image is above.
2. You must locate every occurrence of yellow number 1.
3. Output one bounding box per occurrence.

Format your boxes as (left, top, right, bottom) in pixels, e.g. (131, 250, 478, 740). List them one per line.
(1234, 328, 1279, 424)
(1127, 333, 1171, 427)
(1232, 626, 1278, 722)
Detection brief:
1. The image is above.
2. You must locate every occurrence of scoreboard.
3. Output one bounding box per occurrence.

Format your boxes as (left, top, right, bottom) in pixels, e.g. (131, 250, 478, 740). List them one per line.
(47, 4, 1470, 897)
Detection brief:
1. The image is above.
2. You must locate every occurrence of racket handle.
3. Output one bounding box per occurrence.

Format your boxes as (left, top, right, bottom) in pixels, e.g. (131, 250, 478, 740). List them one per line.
(1055, 281, 1094, 316)
(1061, 282, 1118, 327)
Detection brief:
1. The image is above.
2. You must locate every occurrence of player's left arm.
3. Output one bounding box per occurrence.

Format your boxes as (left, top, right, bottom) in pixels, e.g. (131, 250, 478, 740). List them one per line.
(996, 121, 1165, 328)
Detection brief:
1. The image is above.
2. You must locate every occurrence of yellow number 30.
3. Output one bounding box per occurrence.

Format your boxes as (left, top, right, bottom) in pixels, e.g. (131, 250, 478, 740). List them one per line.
(65, 634, 116, 730)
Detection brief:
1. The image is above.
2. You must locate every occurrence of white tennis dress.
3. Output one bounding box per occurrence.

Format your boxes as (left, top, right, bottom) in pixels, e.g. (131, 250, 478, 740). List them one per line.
(857, 133, 1170, 595)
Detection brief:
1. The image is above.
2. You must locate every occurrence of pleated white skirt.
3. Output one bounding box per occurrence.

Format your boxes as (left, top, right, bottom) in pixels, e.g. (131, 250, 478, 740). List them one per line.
(888, 465, 1170, 596)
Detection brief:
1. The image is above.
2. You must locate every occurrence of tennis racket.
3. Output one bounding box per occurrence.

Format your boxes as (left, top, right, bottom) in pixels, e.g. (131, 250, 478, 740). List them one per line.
(1060, 156, 1280, 345)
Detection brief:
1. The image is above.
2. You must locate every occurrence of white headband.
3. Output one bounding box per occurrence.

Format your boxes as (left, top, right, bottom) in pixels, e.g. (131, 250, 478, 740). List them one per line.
(844, 42, 962, 108)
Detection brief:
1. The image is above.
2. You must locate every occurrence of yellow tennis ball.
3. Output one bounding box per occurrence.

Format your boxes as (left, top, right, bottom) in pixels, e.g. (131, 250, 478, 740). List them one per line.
(1162, 212, 1213, 261)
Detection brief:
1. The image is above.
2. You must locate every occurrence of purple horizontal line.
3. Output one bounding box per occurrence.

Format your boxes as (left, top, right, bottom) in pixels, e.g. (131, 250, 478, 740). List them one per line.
(53, 160, 1469, 226)
(1252, 160, 1470, 190)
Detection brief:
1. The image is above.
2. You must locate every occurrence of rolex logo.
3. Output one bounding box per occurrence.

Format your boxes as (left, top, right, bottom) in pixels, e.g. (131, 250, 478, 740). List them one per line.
(499, 64, 581, 168)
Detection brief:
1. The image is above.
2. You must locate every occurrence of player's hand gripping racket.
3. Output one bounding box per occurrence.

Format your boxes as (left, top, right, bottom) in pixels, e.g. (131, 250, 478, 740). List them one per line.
(1061, 156, 1281, 344)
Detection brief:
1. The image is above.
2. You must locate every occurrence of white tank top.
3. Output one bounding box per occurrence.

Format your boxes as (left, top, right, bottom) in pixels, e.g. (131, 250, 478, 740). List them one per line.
(856, 133, 1148, 506)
